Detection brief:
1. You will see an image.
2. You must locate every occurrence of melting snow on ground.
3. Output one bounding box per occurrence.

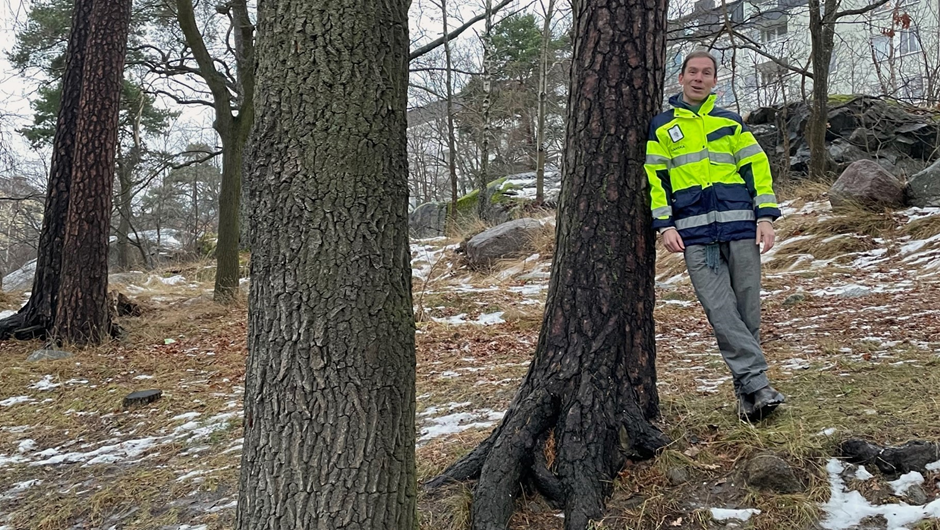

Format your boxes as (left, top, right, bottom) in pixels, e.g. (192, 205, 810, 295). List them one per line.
(820, 459, 940, 529)
(888, 471, 925, 496)
(28, 375, 61, 391)
(0, 396, 33, 407)
(418, 407, 504, 444)
(432, 311, 505, 326)
(710, 508, 760, 521)
(0, 413, 240, 469)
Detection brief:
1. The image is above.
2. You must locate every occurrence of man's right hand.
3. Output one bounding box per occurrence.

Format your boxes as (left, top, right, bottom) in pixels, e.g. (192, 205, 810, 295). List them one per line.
(661, 228, 685, 253)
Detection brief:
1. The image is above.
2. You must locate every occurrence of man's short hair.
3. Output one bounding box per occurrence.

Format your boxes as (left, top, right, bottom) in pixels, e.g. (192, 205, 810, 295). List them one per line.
(681, 50, 719, 77)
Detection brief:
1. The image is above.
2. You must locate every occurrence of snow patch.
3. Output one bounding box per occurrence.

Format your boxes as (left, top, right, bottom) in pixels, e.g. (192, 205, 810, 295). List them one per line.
(820, 458, 940, 529)
(710, 508, 760, 521)
(0, 396, 33, 407)
(159, 275, 186, 285)
(888, 471, 925, 496)
(812, 284, 871, 298)
(854, 466, 873, 481)
(29, 375, 61, 390)
(418, 409, 504, 444)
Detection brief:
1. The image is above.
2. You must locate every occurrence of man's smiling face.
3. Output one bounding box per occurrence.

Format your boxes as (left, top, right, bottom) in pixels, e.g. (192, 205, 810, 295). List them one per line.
(678, 56, 717, 105)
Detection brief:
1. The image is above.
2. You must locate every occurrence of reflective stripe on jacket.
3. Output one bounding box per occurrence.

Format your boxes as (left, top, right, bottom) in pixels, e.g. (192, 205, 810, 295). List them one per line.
(645, 93, 780, 246)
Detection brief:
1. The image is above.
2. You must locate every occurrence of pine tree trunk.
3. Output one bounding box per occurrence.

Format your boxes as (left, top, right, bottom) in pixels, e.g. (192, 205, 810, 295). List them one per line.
(235, 0, 416, 528)
(428, 0, 670, 527)
(0, 0, 94, 340)
(54, 0, 132, 344)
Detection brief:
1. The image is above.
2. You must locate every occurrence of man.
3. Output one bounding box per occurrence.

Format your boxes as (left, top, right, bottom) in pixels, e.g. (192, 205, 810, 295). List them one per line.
(645, 50, 785, 421)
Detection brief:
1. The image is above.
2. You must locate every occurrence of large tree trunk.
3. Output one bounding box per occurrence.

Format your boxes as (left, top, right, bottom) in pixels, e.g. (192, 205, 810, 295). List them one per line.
(212, 129, 244, 303)
(53, 0, 132, 344)
(0, 0, 94, 340)
(806, 0, 837, 181)
(175, 0, 255, 304)
(213, 0, 254, 303)
(235, 0, 415, 528)
(427, 0, 670, 527)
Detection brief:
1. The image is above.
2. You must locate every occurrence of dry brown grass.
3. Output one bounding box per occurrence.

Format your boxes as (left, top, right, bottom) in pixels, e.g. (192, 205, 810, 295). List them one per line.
(811, 205, 903, 238)
(904, 214, 940, 240)
(776, 177, 835, 205)
(774, 234, 876, 261)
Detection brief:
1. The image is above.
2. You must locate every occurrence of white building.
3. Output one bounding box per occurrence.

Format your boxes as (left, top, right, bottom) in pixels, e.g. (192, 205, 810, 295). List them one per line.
(664, 0, 939, 114)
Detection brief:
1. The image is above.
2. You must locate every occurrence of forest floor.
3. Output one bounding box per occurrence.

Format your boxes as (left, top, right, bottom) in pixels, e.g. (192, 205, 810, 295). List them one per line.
(2, 191, 940, 530)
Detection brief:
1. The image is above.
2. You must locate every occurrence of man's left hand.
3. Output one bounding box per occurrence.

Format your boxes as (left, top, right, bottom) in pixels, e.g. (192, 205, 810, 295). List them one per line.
(756, 222, 775, 254)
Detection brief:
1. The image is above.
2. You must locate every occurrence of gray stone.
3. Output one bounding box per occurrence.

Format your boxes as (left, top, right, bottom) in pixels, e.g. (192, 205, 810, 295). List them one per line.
(27, 349, 74, 362)
(2, 259, 36, 293)
(840, 438, 940, 475)
(123, 389, 163, 408)
(742, 453, 804, 494)
(746, 106, 777, 125)
(665, 465, 691, 485)
(907, 158, 940, 207)
(782, 293, 805, 307)
(466, 218, 543, 269)
(409, 202, 448, 239)
(829, 160, 905, 210)
(879, 440, 940, 474)
(903, 484, 929, 506)
(108, 271, 148, 286)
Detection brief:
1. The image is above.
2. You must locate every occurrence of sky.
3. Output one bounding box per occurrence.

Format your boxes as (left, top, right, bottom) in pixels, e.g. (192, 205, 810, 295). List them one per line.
(0, 0, 520, 175)
(0, 0, 38, 167)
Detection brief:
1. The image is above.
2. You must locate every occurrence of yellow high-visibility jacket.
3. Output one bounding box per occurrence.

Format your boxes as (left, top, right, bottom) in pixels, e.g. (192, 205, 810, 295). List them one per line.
(645, 94, 780, 246)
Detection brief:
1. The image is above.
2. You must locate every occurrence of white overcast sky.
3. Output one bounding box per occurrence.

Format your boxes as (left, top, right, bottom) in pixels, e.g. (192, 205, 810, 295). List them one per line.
(0, 0, 517, 171)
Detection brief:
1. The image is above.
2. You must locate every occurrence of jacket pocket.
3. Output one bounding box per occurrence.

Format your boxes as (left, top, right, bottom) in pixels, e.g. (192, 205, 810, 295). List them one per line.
(672, 186, 704, 219)
(713, 183, 752, 212)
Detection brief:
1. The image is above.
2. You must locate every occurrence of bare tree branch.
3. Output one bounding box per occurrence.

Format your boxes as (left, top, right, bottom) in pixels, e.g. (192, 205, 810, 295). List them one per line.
(834, 0, 890, 20)
(409, 0, 515, 61)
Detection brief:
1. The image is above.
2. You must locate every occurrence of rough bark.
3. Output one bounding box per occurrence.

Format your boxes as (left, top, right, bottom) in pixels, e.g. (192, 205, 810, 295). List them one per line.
(428, 0, 670, 527)
(0, 0, 94, 340)
(175, 0, 255, 304)
(53, 0, 132, 344)
(806, 0, 837, 181)
(235, 0, 415, 528)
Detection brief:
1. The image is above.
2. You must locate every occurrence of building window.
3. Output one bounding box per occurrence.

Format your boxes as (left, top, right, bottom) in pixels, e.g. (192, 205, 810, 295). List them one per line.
(898, 29, 920, 55)
(760, 21, 788, 43)
(872, 35, 890, 62)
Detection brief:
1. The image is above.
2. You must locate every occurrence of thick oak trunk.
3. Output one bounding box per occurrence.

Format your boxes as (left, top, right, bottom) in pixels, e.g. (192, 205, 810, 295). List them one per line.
(54, 0, 132, 344)
(0, 0, 94, 340)
(428, 0, 670, 527)
(235, 0, 416, 528)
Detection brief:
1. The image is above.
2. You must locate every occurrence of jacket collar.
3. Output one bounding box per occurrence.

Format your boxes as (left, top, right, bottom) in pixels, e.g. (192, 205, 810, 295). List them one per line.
(669, 92, 717, 117)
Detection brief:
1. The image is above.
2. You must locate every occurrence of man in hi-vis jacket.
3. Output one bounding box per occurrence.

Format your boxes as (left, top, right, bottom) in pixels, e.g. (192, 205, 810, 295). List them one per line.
(645, 50, 785, 421)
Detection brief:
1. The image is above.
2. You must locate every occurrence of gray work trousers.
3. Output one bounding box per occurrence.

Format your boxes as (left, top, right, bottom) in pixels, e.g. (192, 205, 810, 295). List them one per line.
(684, 239, 769, 396)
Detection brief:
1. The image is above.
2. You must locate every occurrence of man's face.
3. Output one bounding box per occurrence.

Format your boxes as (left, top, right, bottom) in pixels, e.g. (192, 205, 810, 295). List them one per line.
(678, 57, 717, 104)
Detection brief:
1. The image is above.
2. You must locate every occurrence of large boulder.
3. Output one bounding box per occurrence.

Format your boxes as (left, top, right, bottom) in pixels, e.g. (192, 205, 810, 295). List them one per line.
(907, 158, 940, 207)
(740, 453, 805, 494)
(2, 259, 36, 293)
(829, 159, 905, 209)
(409, 202, 448, 239)
(466, 218, 543, 268)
